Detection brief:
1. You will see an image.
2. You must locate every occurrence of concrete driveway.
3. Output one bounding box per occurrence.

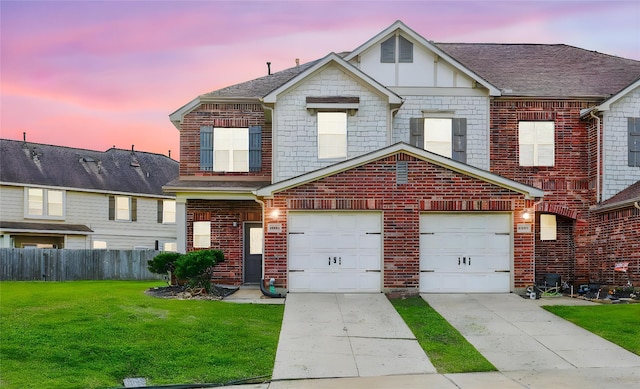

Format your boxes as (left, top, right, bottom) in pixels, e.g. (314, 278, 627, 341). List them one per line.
(271, 293, 436, 380)
(422, 294, 640, 372)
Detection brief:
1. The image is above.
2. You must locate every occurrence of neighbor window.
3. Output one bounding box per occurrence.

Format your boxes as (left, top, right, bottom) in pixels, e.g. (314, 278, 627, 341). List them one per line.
(158, 200, 176, 224)
(93, 240, 107, 249)
(629, 117, 640, 167)
(519, 121, 555, 166)
(540, 214, 557, 241)
(200, 126, 262, 172)
(163, 242, 177, 252)
(25, 188, 65, 218)
(410, 117, 467, 163)
(109, 195, 137, 221)
(193, 221, 211, 248)
(318, 112, 347, 159)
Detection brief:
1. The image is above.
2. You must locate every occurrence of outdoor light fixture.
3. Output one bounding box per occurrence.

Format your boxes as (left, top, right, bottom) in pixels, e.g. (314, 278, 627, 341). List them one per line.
(523, 211, 531, 220)
(270, 209, 280, 219)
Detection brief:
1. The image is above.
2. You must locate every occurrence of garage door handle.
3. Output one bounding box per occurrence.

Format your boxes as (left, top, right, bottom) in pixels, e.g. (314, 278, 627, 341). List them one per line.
(289, 269, 304, 272)
(366, 270, 381, 272)
(420, 270, 435, 273)
(494, 270, 510, 273)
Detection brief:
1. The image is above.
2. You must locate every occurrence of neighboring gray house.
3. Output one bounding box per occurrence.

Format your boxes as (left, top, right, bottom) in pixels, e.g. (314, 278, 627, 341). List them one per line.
(0, 139, 179, 250)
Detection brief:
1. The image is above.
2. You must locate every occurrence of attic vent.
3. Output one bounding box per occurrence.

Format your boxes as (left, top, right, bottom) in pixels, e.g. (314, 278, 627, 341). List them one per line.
(82, 157, 95, 162)
(130, 159, 140, 167)
(396, 161, 408, 185)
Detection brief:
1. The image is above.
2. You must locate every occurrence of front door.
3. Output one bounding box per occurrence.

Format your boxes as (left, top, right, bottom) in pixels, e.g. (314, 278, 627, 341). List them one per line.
(244, 223, 263, 284)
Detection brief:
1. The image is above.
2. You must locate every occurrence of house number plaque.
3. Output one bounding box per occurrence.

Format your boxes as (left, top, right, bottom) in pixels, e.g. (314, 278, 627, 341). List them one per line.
(517, 224, 532, 234)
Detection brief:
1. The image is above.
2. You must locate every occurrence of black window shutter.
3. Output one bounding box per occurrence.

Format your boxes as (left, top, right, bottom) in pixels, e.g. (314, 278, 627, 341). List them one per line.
(200, 126, 214, 171)
(399, 36, 413, 63)
(629, 117, 640, 167)
(248, 125, 262, 172)
(108, 196, 115, 220)
(157, 200, 163, 223)
(452, 118, 467, 163)
(131, 198, 137, 222)
(409, 118, 425, 149)
(381, 36, 395, 63)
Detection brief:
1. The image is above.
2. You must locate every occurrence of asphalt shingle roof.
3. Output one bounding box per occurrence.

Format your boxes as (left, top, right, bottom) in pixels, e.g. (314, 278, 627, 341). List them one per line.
(601, 180, 640, 207)
(434, 43, 640, 98)
(0, 139, 178, 196)
(198, 44, 640, 100)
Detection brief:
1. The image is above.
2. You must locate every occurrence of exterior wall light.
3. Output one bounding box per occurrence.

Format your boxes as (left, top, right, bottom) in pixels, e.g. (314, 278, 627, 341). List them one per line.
(522, 211, 531, 220)
(270, 209, 280, 219)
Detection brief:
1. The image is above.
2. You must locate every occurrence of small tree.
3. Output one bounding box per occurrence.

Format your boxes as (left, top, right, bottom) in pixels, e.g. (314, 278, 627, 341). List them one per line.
(147, 252, 182, 285)
(174, 250, 224, 293)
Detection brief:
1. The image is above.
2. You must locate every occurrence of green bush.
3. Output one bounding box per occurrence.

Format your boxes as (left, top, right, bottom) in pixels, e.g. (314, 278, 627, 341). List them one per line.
(174, 250, 224, 293)
(147, 252, 182, 275)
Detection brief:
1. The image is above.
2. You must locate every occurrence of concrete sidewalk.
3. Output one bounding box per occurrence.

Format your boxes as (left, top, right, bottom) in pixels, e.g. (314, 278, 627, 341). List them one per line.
(422, 294, 640, 371)
(271, 293, 435, 380)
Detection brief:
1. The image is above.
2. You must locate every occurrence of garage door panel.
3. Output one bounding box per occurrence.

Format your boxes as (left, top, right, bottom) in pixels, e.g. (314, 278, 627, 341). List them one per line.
(420, 213, 512, 293)
(288, 212, 382, 293)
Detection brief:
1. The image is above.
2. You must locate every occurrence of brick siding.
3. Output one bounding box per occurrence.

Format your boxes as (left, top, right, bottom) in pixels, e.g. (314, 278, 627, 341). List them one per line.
(179, 103, 271, 178)
(263, 152, 535, 293)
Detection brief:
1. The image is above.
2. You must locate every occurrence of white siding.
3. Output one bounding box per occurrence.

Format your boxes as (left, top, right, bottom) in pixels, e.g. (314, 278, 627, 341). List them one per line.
(354, 36, 475, 88)
(602, 86, 640, 201)
(274, 64, 390, 181)
(0, 185, 177, 250)
(392, 95, 491, 170)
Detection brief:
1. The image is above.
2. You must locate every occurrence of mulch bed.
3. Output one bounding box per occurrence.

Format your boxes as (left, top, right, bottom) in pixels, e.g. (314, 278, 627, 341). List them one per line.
(145, 284, 238, 300)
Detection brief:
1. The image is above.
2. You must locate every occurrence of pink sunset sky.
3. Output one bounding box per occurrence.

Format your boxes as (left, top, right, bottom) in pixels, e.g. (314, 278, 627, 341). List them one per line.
(1, 0, 639, 161)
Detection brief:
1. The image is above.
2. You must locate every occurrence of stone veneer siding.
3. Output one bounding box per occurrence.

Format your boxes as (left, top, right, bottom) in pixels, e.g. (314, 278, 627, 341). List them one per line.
(393, 94, 491, 170)
(602, 86, 640, 201)
(262, 152, 535, 293)
(274, 65, 389, 181)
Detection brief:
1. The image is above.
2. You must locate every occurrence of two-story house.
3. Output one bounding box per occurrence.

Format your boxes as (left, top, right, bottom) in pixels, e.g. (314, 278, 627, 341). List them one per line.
(165, 21, 640, 294)
(0, 139, 179, 250)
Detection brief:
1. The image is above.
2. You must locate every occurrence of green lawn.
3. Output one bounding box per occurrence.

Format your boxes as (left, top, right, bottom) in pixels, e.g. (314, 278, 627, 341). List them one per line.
(543, 304, 640, 355)
(0, 281, 284, 389)
(390, 296, 496, 373)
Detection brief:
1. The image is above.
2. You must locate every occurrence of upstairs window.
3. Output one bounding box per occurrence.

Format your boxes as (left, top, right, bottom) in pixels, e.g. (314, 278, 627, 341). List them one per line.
(109, 195, 137, 222)
(519, 121, 555, 166)
(629, 117, 640, 167)
(158, 200, 176, 224)
(380, 35, 413, 63)
(410, 117, 467, 163)
(200, 126, 261, 172)
(317, 112, 347, 159)
(25, 188, 65, 219)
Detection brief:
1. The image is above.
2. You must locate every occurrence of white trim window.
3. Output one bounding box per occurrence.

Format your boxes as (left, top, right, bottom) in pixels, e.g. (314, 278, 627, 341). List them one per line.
(540, 214, 557, 241)
(424, 118, 453, 158)
(213, 127, 249, 172)
(519, 121, 555, 166)
(163, 242, 177, 252)
(193, 221, 211, 248)
(109, 195, 136, 221)
(25, 188, 65, 219)
(318, 112, 347, 159)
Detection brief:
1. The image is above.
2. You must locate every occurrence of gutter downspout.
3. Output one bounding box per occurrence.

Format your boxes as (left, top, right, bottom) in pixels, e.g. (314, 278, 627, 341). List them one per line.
(590, 110, 601, 203)
(389, 106, 401, 146)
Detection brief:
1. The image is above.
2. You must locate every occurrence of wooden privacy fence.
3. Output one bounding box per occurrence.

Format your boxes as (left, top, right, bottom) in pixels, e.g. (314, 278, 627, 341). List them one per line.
(0, 249, 163, 281)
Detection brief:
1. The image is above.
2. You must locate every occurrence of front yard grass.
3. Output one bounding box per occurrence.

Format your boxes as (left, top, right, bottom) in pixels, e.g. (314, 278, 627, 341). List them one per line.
(543, 304, 640, 355)
(0, 281, 284, 389)
(390, 296, 496, 373)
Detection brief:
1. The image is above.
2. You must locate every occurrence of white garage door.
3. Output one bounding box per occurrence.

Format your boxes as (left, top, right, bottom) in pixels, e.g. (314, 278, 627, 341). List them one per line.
(420, 213, 511, 293)
(288, 212, 382, 293)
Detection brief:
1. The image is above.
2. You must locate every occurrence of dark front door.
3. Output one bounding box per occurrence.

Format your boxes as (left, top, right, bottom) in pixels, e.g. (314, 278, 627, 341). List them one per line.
(244, 223, 263, 283)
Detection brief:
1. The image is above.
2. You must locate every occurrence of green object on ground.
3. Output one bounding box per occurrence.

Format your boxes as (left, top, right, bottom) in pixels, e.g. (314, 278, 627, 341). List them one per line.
(0, 281, 284, 389)
(390, 296, 496, 373)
